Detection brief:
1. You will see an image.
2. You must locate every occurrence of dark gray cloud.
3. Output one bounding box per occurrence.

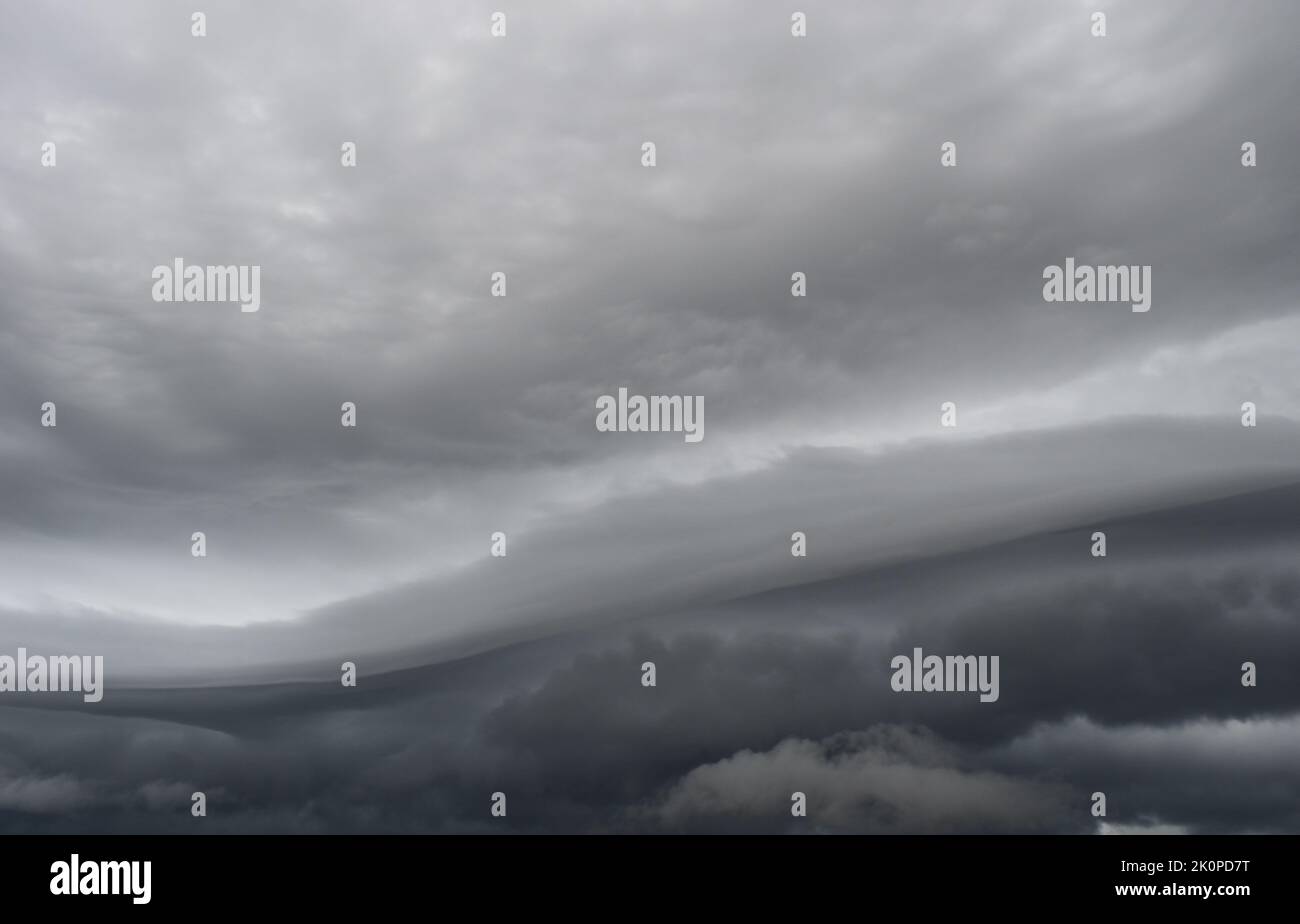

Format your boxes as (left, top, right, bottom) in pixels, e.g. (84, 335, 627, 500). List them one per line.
(1, 0, 1298, 833)
(2, 484, 1299, 833)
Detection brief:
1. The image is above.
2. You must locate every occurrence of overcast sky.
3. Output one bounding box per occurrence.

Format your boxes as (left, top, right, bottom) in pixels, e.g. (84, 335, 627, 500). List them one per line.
(1, 0, 1299, 833)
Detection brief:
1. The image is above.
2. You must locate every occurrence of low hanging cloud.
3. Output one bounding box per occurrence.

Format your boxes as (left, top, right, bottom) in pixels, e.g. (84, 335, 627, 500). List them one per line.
(651, 726, 1080, 833)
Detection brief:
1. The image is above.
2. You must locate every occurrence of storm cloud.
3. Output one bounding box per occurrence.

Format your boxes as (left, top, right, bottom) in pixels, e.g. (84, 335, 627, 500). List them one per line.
(1, 0, 1298, 833)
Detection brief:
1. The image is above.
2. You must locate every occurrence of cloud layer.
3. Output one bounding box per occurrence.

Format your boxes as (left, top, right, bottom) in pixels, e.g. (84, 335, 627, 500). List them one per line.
(1, 0, 1298, 832)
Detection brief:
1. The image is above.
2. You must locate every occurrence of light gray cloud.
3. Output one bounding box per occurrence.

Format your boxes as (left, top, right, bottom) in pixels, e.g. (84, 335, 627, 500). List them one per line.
(3, 0, 1300, 637)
